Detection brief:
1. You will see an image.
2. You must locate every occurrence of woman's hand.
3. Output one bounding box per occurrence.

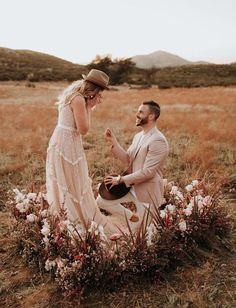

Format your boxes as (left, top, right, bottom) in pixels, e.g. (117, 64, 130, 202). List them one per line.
(86, 93, 101, 110)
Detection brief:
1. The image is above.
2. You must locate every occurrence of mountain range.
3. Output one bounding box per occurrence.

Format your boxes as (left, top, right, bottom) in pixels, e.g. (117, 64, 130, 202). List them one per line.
(0, 46, 211, 70)
(1, 46, 235, 87)
(131, 50, 209, 69)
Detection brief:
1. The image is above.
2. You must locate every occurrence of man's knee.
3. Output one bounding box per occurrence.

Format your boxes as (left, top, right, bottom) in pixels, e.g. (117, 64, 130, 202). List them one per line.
(96, 195, 105, 207)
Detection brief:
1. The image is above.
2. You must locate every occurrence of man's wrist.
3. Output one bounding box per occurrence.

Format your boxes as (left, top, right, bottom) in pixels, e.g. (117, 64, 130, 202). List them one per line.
(117, 175, 122, 184)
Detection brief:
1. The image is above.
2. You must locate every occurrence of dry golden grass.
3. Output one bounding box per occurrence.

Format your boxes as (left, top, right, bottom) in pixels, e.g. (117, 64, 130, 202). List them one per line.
(0, 81, 235, 188)
(0, 81, 236, 307)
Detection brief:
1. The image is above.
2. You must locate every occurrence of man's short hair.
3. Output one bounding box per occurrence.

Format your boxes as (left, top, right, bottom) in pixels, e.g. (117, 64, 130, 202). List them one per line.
(143, 100, 160, 120)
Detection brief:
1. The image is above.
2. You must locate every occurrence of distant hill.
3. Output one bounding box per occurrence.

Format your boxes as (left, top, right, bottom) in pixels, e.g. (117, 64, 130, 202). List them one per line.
(0, 47, 86, 81)
(0, 47, 236, 88)
(132, 50, 210, 69)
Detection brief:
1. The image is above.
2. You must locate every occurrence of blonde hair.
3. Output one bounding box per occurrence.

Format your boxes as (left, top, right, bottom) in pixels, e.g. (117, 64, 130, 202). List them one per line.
(57, 79, 103, 105)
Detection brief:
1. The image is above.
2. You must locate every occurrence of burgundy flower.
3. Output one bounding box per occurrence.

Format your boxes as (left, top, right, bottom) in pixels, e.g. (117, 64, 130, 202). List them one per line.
(74, 255, 84, 262)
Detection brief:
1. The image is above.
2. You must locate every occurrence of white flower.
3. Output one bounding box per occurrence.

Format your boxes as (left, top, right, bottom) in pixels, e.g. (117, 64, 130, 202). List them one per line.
(191, 180, 199, 187)
(26, 213, 37, 223)
(98, 225, 107, 241)
(176, 191, 184, 201)
(40, 209, 48, 218)
(88, 221, 98, 233)
(27, 192, 37, 201)
(166, 204, 175, 214)
(43, 236, 49, 244)
(13, 189, 25, 203)
(13, 188, 21, 194)
(16, 203, 25, 213)
(196, 195, 203, 202)
(179, 220, 187, 232)
(41, 219, 50, 236)
(160, 210, 166, 219)
(23, 198, 30, 206)
(41, 227, 50, 236)
(185, 184, 193, 192)
(45, 259, 56, 271)
(146, 223, 156, 247)
(183, 204, 193, 216)
(36, 192, 47, 203)
(170, 185, 179, 195)
(55, 257, 66, 269)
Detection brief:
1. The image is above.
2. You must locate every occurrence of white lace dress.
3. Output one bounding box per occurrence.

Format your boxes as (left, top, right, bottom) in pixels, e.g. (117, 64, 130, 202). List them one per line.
(46, 94, 126, 235)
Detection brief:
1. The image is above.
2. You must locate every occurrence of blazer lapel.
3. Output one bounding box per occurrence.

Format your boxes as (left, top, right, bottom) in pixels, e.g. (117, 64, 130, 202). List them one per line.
(132, 134, 144, 159)
(132, 127, 156, 160)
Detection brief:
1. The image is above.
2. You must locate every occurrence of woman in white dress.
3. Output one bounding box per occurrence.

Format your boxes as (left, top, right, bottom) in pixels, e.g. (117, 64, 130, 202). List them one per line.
(46, 69, 127, 236)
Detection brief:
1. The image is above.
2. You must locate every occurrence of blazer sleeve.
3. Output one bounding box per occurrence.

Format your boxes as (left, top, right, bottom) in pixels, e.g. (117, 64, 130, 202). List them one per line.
(123, 138, 168, 186)
(110, 133, 139, 167)
(111, 143, 130, 166)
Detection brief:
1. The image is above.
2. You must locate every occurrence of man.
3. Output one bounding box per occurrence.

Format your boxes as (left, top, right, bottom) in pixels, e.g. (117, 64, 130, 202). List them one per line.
(97, 100, 169, 225)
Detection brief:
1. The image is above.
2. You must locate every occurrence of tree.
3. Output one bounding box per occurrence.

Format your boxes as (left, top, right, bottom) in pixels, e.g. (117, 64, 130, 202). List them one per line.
(87, 55, 135, 84)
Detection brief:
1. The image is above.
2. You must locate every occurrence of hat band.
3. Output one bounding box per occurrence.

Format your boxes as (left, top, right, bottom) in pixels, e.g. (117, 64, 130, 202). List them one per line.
(87, 77, 108, 89)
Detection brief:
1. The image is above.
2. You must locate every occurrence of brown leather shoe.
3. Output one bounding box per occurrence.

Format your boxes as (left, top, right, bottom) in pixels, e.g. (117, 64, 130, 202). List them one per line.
(130, 214, 139, 222)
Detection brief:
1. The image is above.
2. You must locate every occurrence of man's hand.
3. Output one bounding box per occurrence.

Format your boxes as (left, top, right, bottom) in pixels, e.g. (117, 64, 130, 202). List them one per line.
(104, 175, 121, 189)
(104, 128, 117, 145)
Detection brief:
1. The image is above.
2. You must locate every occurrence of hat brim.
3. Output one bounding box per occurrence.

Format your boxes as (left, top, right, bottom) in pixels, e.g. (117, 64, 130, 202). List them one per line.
(82, 74, 109, 90)
(98, 181, 130, 200)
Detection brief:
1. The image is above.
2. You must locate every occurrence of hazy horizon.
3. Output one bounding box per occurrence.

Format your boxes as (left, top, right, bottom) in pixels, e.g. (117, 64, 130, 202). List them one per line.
(1, 0, 236, 65)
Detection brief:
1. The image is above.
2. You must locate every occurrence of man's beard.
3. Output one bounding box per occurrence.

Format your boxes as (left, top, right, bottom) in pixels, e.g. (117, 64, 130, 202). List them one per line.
(136, 116, 149, 126)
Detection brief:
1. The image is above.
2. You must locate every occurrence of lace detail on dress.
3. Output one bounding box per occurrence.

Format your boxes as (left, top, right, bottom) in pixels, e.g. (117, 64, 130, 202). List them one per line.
(57, 124, 77, 132)
(47, 144, 83, 165)
(47, 172, 91, 204)
(47, 126, 84, 165)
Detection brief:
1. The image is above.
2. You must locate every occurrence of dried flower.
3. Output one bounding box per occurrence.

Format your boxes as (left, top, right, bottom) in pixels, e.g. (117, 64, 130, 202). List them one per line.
(26, 213, 38, 223)
(192, 180, 199, 187)
(185, 184, 193, 192)
(110, 233, 122, 241)
(179, 220, 187, 232)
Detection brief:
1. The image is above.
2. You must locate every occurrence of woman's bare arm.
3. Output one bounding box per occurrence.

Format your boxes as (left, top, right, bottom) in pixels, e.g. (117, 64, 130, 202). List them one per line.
(71, 95, 91, 135)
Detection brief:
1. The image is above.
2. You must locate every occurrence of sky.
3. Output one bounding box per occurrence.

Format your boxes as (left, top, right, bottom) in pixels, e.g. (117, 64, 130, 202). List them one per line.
(1, 0, 236, 64)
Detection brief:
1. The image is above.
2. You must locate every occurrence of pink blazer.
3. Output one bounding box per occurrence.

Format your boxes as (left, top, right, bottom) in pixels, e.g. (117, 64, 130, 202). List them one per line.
(111, 127, 169, 207)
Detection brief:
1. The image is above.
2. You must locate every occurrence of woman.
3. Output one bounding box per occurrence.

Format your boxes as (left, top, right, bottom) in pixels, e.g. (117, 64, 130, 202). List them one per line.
(46, 69, 126, 235)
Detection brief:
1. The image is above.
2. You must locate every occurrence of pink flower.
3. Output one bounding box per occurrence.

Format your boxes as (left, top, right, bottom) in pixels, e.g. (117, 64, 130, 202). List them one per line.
(110, 233, 122, 241)
(203, 195, 212, 206)
(54, 233, 64, 246)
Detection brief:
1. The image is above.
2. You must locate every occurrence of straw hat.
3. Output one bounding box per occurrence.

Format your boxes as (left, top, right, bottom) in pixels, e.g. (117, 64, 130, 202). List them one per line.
(98, 179, 130, 200)
(82, 69, 109, 89)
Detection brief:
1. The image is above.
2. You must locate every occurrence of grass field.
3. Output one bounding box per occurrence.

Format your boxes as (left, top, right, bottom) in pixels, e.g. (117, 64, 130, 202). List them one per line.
(0, 81, 236, 307)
